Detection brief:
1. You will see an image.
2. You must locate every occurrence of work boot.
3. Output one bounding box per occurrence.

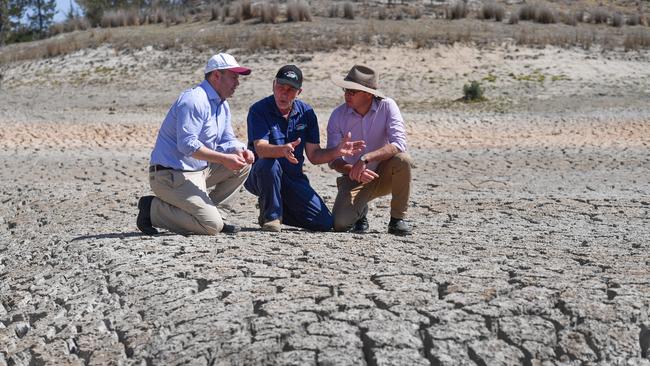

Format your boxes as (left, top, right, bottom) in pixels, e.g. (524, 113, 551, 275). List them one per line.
(261, 219, 282, 232)
(387, 217, 411, 236)
(136, 196, 158, 235)
(221, 223, 241, 234)
(352, 215, 369, 233)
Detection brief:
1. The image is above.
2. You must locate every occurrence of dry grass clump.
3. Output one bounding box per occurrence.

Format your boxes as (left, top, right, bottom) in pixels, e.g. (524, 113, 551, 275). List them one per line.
(328, 3, 339, 18)
(287, 0, 312, 22)
(534, 5, 556, 24)
(446, 1, 468, 20)
(259, 2, 279, 24)
(591, 8, 610, 24)
(508, 11, 519, 24)
(624, 29, 650, 50)
(518, 4, 537, 21)
(343, 2, 355, 20)
(559, 11, 578, 26)
(480, 2, 505, 21)
(626, 13, 641, 26)
(611, 13, 623, 27)
(102, 9, 144, 28)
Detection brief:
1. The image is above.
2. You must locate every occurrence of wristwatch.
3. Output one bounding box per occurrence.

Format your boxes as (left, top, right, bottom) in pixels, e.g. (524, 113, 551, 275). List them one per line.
(360, 155, 369, 164)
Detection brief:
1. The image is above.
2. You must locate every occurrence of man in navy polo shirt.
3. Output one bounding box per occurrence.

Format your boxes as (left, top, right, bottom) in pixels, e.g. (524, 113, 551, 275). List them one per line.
(245, 65, 365, 232)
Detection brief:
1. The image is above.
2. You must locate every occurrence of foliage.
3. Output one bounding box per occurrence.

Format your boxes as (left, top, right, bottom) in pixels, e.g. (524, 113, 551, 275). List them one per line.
(462, 80, 485, 101)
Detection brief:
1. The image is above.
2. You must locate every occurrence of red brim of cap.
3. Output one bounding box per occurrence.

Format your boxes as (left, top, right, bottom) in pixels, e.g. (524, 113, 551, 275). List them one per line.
(228, 66, 252, 75)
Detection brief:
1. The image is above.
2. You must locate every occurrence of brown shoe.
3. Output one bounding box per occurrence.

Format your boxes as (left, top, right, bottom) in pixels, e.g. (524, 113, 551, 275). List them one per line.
(261, 219, 282, 232)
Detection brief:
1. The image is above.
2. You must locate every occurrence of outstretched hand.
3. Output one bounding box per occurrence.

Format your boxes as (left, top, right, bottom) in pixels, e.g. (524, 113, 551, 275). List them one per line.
(283, 138, 301, 164)
(337, 132, 366, 157)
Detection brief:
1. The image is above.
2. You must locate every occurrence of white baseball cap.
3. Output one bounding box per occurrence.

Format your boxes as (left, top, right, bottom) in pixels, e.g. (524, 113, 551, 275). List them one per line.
(204, 53, 251, 75)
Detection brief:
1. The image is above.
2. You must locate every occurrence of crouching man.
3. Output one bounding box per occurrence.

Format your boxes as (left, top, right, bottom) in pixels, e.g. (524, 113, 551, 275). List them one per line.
(136, 53, 254, 235)
(327, 65, 413, 235)
(244, 65, 365, 232)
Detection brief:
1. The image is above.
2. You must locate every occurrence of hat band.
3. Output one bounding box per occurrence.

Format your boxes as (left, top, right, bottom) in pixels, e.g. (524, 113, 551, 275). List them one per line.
(344, 76, 376, 90)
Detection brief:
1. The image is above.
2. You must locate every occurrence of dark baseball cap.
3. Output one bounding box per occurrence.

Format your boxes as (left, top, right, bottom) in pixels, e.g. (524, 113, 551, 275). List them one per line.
(275, 65, 302, 89)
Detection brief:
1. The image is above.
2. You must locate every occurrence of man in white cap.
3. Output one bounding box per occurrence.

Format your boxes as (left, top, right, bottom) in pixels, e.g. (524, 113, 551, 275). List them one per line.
(136, 53, 254, 235)
(327, 65, 413, 235)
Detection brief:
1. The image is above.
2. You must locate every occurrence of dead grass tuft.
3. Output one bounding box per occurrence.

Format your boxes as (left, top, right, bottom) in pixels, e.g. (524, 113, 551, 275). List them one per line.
(480, 2, 505, 22)
(287, 0, 312, 22)
(259, 2, 279, 24)
(624, 29, 650, 50)
(508, 11, 519, 24)
(343, 2, 355, 20)
(626, 13, 641, 26)
(518, 4, 537, 21)
(611, 13, 623, 27)
(559, 11, 577, 26)
(534, 5, 556, 24)
(446, 1, 468, 20)
(328, 4, 339, 18)
(591, 8, 610, 24)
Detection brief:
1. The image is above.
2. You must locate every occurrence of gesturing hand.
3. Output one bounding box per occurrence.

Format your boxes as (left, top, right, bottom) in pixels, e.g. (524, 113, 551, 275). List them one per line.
(283, 138, 301, 164)
(337, 132, 365, 157)
(222, 153, 248, 171)
(349, 159, 379, 184)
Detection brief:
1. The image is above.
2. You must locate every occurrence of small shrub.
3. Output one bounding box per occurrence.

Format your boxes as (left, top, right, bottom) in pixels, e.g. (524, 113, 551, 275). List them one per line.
(508, 11, 519, 24)
(611, 12, 623, 27)
(287, 0, 311, 22)
(627, 13, 641, 26)
(260, 2, 278, 23)
(210, 5, 220, 21)
(241, 0, 253, 20)
(343, 2, 354, 20)
(378, 7, 387, 20)
(534, 5, 556, 24)
(559, 11, 577, 26)
(328, 4, 339, 18)
(624, 29, 650, 50)
(405, 6, 423, 19)
(480, 2, 505, 21)
(518, 4, 537, 21)
(463, 81, 485, 101)
(591, 8, 610, 24)
(446, 1, 467, 20)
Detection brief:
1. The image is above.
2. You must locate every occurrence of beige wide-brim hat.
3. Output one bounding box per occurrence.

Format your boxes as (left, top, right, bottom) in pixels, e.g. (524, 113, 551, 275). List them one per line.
(331, 65, 386, 98)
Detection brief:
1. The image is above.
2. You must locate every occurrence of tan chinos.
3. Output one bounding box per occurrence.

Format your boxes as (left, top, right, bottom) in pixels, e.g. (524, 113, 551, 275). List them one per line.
(332, 152, 412, 231)
(149, 163, 250, 235)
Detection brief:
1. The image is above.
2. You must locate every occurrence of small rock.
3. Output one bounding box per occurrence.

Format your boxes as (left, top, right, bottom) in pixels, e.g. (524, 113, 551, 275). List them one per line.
(15, 322, 30, 338)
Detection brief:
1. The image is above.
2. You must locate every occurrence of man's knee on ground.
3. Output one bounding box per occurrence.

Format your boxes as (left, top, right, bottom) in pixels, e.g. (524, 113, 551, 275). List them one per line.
(202, 218, 223, 235)
(333, 213, 355, 232)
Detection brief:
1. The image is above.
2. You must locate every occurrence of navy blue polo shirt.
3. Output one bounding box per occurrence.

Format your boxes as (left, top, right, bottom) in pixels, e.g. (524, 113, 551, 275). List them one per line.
(247, 95, 320, 176)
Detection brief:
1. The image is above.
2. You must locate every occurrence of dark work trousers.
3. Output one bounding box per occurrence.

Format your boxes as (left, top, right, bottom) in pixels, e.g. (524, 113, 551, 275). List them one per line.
(244, 158, 333, 232)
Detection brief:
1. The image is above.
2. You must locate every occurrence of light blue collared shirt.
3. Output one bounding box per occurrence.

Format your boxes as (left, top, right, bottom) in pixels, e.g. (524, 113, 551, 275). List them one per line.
(150, 80, 246, 171)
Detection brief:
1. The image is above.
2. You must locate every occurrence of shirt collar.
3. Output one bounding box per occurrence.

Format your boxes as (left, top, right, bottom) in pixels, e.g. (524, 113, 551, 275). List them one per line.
(270, 96, 300, 118)
(346, 98, 378, 117)
(200, 79, 223, 105)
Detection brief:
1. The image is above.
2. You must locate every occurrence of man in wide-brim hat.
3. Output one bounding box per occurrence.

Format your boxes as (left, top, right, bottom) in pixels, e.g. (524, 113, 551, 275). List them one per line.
(326, 65, 413, 235)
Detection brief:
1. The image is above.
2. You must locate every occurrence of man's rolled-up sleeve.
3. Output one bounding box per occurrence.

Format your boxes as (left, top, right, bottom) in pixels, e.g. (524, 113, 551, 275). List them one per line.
(386, 99, 407, 152)
(175, 99, 205, 156)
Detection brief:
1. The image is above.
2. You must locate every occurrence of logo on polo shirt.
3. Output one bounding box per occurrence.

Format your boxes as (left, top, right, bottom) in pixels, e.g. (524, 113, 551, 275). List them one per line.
(284, 71, 298, 80)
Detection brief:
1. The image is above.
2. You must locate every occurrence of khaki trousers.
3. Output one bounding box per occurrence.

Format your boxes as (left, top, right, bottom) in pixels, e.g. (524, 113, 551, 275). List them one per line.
(332, 152, 412, 232)
(149, 163, 250, 235)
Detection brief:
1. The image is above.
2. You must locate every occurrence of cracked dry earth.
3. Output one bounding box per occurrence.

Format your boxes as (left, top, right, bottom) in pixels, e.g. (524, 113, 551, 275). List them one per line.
(1, 45, 650, 365)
